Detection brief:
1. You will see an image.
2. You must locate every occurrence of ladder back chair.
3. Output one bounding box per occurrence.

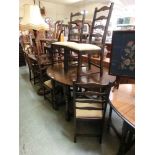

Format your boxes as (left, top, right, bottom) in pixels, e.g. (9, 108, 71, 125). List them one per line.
(46, 20, 65, 66)
(55, 20, 64, 41)
(37, 54, 64, 110)
(68, 11, 86, 43)
(24, 46, 40, 85)
(37, 54, 54, 107)
(67, 11, 86, 67)
(73, 81, 112, 143)
(88, 2, 114, 75)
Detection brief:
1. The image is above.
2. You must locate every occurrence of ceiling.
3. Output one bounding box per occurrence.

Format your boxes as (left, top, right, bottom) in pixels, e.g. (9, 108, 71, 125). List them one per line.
(41, 0, 82, 4)
(39, 0, 135, 6)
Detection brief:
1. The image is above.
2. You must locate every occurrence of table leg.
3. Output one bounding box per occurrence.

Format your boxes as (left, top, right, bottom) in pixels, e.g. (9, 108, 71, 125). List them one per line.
(63, 85, 72, 121)
(64, 47, 69, 72)
(50, 45, 54, 66)
(51, 79, 58, 110)
(88, 53, 91, 70)
(77, 53, 82, 82)
(107, 104, 125, 140)
(107, 106, 113, 132)
(117, 121, 135, 155)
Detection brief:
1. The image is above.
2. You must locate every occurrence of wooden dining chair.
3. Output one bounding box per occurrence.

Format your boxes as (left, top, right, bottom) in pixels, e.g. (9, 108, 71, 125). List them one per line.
(37, 54, 65, 110)
(37, 54, 54, 106)
(87, 2, 114, 76)
(54, 20, 64, 41)
(73, 81, 112, 143)
(68, 11, 86, 43)
(24, 48, 40, 85)
(43, 21, 65, 66)
(67, 11, 86, 67)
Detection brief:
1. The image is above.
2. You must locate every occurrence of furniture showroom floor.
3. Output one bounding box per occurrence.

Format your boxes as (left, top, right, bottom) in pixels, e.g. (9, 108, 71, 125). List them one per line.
(19, 66, 135, 155)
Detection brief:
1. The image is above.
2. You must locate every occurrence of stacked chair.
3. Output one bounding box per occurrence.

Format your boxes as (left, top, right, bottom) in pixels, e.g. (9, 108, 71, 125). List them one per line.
(87, 2, 114, 76)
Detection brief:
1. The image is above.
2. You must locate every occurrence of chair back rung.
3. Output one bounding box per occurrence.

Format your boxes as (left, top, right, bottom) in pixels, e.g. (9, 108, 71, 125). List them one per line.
(75, 98, 103, 103)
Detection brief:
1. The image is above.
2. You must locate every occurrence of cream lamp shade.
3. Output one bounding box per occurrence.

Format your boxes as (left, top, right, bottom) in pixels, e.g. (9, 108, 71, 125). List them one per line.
(20, 4, 49, 31)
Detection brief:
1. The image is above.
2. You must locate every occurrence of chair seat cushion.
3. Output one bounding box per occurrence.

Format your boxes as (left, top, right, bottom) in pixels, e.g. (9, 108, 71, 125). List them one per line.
(76, 102, 102, 108)
(52, 41, 77, 47)
(52, 41, 101, 52)
(76, 109, 102, 119)
(68, 43, 101, 51)
(76, 102, 102, 119)
(44, 80, 53, 89)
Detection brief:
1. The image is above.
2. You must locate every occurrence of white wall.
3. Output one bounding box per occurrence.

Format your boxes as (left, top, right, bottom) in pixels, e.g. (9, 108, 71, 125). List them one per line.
(70, 2, 109, 21)
(19, 0, 135, 26)
(19, 0, 73, 24)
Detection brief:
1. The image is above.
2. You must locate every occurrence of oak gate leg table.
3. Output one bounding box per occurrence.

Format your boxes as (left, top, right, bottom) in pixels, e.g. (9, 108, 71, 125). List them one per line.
(46, 63, 116, 121)
(108, 84, 135, 155)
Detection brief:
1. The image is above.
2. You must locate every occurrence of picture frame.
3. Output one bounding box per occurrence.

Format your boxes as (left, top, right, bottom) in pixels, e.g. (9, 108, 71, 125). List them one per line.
(109, 30, 135, 78)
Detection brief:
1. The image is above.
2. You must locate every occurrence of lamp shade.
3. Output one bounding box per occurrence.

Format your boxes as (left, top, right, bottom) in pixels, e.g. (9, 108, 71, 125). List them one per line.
(20, 4, 49, 31)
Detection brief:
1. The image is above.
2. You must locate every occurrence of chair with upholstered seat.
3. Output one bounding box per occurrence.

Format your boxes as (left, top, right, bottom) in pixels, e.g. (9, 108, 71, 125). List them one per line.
(73, 81, 112, 143)
(68, 11, 86, 43)
(67, 11, 86, 67)
(87, 3, 114, 75)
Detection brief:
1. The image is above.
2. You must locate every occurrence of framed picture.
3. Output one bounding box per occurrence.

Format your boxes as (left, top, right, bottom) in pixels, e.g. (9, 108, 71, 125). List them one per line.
(109, 30, 135, 78)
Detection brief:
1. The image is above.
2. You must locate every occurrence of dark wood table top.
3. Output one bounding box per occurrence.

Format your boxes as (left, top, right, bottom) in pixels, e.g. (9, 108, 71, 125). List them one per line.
(46, 63, 116, 86)
(109, 84, 135, 128)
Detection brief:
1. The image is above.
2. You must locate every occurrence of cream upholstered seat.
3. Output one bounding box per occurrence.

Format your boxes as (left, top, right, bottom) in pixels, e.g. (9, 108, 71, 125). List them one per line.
(76, 102, 102, 118)
(67, 43, 101, 52)
(52, 41, 101, 52)
(44, 79, 53, 89)
(76, 109, 102, 118)
(52, 41, 77, 47)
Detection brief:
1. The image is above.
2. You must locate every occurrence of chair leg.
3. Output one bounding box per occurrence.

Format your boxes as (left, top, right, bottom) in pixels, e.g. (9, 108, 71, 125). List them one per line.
(100, 52, 103, 77)
(43, 86, 46, 100)
(63, 85, 71, 121)
(107, 106, 113, 132)
(99, 120, 103, 144)
(51, 80, 58, 110)
(29, 69, 32, 81)
(50, 89, 54, 108)
(74, 135, 77, 143)
(33, 73, 36, 85)
(74, 118, 77, 143)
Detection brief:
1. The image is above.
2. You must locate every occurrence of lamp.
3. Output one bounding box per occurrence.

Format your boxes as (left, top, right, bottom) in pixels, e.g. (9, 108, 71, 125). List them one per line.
(20, 4, 49, 31)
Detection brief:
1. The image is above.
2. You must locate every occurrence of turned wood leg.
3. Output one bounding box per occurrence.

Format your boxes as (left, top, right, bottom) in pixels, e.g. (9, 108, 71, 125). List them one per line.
(29, 69, 32, 81)
(88, 54, 91, 70)
(43, 86, 46, 100)
(64, 48, 69, 73)
(63, 85, 71, 121)
(107, 106, 113, 132)
(117, 121, 135, 155)
(77, 53, 82, 82)
(51, 79, 58, 110)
